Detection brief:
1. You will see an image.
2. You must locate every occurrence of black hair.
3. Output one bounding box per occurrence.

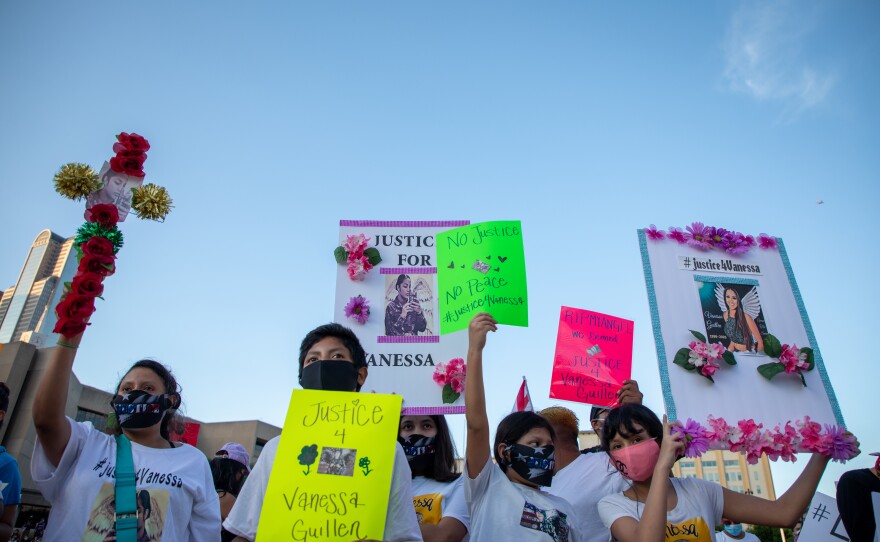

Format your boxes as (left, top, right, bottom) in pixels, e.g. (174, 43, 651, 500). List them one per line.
(210, 457, 248, 496)
(493, 411, 556, 473)
(298, 323, 367, 391)
(137, 489, 152, 518)
(599, 404, 663, 451)
(399, 415, 461, 483)
(395, 274, 411, 289)
(590, 406, 609, 422)
(109, 359, 182, 440)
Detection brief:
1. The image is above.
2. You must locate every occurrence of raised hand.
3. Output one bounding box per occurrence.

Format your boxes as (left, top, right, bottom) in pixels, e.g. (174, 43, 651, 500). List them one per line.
(468, 313, 498, 352)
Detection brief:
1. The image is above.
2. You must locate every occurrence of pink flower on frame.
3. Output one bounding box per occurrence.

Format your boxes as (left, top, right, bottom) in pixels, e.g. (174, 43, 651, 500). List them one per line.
(778, 344, 802, 373)
(343, 295, 371, 324)
(433, 362, 448, 386)
(685, 222, 713, 251)
(672, 419, 711, 458)
(758, 234, 778, 249)
(797, 416, 824, 453)
(819, 425, 860, 463)
(645, 225, 666, 240)
(344, 234, 369, 258)
(668, 227, 687, 244)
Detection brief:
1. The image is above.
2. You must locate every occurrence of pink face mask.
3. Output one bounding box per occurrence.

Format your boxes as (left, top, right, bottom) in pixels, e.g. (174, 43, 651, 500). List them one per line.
(609, 438, 660, 481)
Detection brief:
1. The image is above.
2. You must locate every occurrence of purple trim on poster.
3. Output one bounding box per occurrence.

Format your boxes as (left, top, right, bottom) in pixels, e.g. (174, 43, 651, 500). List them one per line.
(377, 335, 440, 344)
(340, 220, 470, 227)
(381, 267, 437, 275)
(403, 406, 466, 415)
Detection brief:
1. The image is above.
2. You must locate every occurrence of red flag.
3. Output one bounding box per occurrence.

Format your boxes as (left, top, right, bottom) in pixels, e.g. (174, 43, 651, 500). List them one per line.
(511, 377, 533, 413)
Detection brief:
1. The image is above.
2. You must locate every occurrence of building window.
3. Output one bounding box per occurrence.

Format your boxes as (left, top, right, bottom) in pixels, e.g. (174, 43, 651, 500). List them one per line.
(702, 461, 717, 467)
(252, 438, 267, 465)
(75, 408, 107, 431)
(680, 461, 695, 468)
(756, 487, 762, 495)
(753, 471, 759, 480)
(723, 459, 739, 466)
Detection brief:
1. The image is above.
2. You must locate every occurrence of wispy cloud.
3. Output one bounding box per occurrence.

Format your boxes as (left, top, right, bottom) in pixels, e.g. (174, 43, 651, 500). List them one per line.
(723, 0, 835, 122)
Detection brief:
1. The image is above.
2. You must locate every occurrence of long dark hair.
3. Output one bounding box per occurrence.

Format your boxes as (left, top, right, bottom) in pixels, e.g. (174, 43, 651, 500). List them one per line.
(210, 457, 248, 496)
(727, 288, 755, 351)
(401, 415, 460, 483)
(109, 359, 182, 440)
(493, 411, 556, 473)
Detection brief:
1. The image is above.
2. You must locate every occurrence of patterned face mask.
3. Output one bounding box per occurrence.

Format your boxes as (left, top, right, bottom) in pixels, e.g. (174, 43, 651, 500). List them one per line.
(398, 434, 436, 473)
(111, 390, 173, 429)
(503, 443, 556, 487)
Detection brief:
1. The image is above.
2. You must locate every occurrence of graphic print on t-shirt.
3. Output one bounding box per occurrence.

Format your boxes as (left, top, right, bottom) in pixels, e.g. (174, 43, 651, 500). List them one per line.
(520, 501, 570, 542)
(82, 483, 170, 541)
(412, 492, 443, 525)
(665, 517, 712, 542)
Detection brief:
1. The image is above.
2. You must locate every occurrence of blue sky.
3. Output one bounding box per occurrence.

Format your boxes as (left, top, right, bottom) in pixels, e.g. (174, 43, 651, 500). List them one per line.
(2, 0, 878, 498)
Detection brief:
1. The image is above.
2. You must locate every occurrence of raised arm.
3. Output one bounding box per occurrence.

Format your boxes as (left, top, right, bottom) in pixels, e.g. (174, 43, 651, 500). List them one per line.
(464, 313, 496, 479)
(723, 446, 854, 527)
(31, 334, 79, 467)
(609, 417, 684, 542)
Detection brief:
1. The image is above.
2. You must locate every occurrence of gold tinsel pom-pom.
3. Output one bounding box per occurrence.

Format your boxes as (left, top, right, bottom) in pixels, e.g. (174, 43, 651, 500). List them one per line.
(131, 183, 173, 222)
(54, 163, 99, 200)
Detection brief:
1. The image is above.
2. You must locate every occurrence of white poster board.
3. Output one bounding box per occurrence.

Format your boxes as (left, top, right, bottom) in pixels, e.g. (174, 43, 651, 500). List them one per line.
(798, 492, 851, 542)
(638, 228, 843, 433)
(334, 220, 469, 413)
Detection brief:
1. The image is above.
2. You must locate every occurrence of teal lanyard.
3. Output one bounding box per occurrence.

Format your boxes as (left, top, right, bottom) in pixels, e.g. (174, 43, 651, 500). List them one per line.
(114, 434, 138, 542)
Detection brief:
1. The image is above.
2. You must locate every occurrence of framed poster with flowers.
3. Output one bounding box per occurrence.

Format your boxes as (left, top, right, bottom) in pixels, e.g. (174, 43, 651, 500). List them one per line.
(333, 220, 470, 414)
(639, 224, 854, 462)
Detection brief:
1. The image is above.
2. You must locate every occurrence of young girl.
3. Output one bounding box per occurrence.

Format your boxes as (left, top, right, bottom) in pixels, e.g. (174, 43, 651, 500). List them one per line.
(398, 414, 469, 541)
(211, 443, 251, 542)
(31, 332, 220, 540)
(465, 313, 581, 542)
(597, 404, 858, 542)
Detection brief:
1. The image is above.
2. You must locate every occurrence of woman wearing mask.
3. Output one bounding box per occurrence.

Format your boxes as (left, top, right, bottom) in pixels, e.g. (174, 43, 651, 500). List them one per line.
(398, 414, 469, 541)
(31, 332, 220, 541)
(211, 443, 250, 542)
(465, 313, 580, 542)
(597, 404, 857, 542)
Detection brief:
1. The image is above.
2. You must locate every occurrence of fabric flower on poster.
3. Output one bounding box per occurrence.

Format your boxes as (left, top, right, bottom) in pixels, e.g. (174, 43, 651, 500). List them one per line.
(757, 334, 814, 386)
(729, 419, 765, 464)
(433, 358, 466, 404)
(344, 295, 371, 325)
(334, 234, 382, 281)
(819, 425, 860, 463)
(684, 222, 714, 251)
(672, 419, 711, 458)
(797, 416, 825, 453)
(672, 330, 736, 383)
(645, 225, 666, 240)
(757, 233, 778, 249)
(667, 226, 687, 244)
(763, 422, 800, 462)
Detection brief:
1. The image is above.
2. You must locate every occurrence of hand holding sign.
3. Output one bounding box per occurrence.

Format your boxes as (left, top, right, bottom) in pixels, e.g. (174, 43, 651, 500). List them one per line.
(437, 221, 528, 334)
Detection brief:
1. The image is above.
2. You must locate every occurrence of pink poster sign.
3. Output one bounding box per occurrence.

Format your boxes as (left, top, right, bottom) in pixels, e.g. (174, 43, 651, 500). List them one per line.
(549, 306, 634, 407)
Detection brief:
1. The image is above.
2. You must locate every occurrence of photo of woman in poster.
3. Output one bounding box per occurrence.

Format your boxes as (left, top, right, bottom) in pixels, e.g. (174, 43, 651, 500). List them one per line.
(385, 274, 428, 336)
(717, 285, 764, 353)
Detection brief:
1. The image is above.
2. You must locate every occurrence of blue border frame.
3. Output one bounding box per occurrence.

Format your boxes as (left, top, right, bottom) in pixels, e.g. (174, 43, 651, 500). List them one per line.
(639, 230, 845, 426)
(777, 239, 845, 425)
(693, 274, 759, 286)
(638, 229, 677, 420)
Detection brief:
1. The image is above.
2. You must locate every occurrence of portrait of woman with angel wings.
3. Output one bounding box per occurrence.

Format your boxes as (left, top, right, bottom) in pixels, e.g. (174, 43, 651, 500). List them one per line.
(715, 283, 764, 353)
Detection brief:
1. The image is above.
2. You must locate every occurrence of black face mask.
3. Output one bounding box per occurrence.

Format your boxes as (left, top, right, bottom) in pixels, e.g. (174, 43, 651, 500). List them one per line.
(502, 443, 556, 487)
(110, 390, 174, 430)
(300, 360, 360, 392)
(398, 434, 436, 473)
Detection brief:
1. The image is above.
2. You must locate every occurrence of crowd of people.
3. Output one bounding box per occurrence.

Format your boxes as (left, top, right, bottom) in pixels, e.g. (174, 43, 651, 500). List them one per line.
(0, 311, 872, 541)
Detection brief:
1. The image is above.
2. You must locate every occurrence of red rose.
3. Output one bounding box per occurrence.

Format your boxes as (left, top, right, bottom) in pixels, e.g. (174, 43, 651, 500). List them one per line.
(79, 254, 116, 277)
(81, 236, 116, 259)
(115, 132, 151, 153)
(86, 204, 119, 228)
(70, 272, 105, 297)
(54, 293, 96, 323)
(54, 318, 89, 337)
(109, 151, 147, 178)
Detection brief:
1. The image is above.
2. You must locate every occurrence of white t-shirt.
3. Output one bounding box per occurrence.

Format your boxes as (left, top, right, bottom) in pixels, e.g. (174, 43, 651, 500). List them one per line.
(547, 453, 628, 542)
(464, 457, 582, 542)
(411, 475, 470, 532)
(716, 530, 760, 542)
(598, 477, 723, 542)
(224, 436, 422, 541)
(31, 418, 220, 541)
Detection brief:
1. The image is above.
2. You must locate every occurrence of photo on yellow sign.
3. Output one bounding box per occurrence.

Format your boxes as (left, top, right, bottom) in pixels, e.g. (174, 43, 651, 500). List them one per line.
(257, 389, 403, 541)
